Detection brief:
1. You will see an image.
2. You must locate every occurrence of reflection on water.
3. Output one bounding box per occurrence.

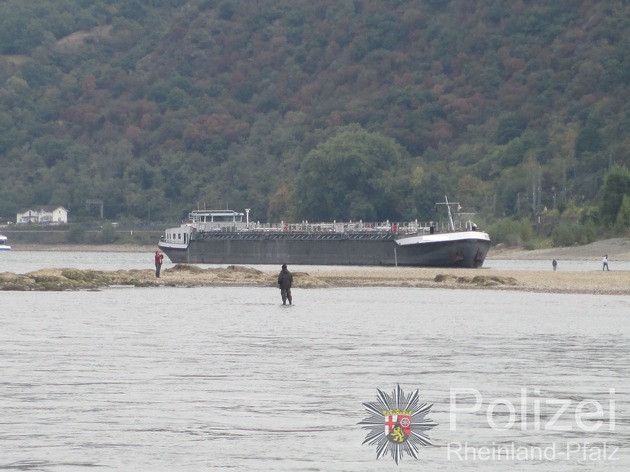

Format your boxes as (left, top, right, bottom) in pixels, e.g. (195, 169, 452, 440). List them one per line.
(1, 286, 628, 471)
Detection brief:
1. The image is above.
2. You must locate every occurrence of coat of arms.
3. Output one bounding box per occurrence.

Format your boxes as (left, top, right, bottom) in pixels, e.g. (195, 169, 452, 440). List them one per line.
(359, 384, 437, 464)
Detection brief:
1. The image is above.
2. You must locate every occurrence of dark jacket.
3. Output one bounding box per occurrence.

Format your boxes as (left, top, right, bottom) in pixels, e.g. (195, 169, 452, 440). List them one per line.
(278, 268, 293, 289)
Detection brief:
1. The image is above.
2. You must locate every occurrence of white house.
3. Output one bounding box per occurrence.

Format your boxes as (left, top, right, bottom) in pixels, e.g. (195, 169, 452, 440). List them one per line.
(16, 206, 68, 224)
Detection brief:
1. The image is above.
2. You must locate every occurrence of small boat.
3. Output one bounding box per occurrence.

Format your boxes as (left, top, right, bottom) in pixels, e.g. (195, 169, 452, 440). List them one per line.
(0, 234, 10, 251)
(158, 197, 491, 268)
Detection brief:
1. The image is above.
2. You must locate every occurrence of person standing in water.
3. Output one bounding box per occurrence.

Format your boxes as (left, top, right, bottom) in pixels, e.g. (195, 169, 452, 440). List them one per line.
(602, 255, 610, 271)
(154, 251, 164, 278)
(552, 259, 557, 271)
(277, 264, 293, 305)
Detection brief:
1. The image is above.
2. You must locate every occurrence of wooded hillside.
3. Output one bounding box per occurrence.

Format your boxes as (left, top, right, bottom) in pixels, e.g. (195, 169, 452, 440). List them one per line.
(1, 0, 629, 226)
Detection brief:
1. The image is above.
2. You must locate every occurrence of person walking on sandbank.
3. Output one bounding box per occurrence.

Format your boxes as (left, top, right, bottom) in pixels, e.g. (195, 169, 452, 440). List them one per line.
(277, 264, 293, 305)
(602, 255, 610, 271)
(155, 251, 164, 278)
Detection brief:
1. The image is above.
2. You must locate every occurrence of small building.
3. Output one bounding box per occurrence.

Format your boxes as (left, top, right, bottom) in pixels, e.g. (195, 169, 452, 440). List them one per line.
(16, 206, 68, 224)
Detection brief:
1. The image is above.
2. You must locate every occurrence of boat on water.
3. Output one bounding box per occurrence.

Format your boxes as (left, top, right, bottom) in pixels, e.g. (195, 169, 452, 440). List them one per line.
(158, 197, 491, 268)
(0, 234, 10, 251)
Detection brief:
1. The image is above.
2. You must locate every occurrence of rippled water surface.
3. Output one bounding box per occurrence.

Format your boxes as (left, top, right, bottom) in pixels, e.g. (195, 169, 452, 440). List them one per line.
(1, 279, 629, 471)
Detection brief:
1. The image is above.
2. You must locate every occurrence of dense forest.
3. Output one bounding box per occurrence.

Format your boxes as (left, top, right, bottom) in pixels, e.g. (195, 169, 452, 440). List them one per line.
(1, 0, 630, 242)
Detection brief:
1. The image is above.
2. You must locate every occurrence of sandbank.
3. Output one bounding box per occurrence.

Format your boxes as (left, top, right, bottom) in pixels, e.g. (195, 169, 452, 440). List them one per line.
(0, 264, 627, 295)
(3, 238, 629, 295)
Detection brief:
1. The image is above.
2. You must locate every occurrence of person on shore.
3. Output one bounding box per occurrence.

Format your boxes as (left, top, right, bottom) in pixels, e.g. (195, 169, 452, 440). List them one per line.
(552, 259, 557, 271)
(155, 251, 164, 278)
(277, 263, 293, 305)
(602, 255, 609, 271)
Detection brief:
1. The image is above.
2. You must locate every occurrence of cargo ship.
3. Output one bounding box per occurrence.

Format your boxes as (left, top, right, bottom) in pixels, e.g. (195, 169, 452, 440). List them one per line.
(158, 198, 491, 268)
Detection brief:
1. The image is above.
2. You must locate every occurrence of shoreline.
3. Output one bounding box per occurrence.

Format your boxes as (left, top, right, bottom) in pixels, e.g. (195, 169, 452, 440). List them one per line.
(3, 238, 629, 295)
(1, 264, 628, 295)
(488, 237, 630, 261)
(301, 266, 630, 295)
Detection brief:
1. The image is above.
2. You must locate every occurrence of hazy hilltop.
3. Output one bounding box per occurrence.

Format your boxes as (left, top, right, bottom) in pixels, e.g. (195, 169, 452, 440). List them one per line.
(1, 0, 630, 224)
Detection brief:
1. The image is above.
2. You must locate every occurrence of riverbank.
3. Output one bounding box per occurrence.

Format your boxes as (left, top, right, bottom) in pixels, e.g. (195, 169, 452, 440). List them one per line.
(488, 237, 630, 260)
(1, 264, 628, 295)
(2, 238, 629, 294)
(309, 266, 629, 295)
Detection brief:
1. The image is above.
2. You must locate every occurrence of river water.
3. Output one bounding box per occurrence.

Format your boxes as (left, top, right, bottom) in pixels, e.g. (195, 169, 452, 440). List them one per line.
(1, 249, 628, 273)
(1, 252, 629, 471)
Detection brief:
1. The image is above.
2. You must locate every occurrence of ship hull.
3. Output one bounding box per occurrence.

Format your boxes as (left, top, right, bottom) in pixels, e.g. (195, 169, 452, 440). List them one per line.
(159, 232, 491, 268)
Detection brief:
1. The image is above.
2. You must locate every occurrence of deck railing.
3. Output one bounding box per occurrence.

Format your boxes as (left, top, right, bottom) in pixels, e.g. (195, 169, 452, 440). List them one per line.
(189, 219, 478, 234)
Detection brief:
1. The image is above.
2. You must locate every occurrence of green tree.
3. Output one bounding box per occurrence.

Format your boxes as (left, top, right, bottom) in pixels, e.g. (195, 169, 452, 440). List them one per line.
(411, 170, 455, 220)
(575, 116, 603, 158)
(295, 125, 410, 221)
(97, 223, 119, 244)
(496, 113, 528, 145)
(615, 194, 630, 231)
(600, 166, 630, 224)
(551, 222, 596, 247)
(487, 218, 533, 247)
(67, 224, 86, 243)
